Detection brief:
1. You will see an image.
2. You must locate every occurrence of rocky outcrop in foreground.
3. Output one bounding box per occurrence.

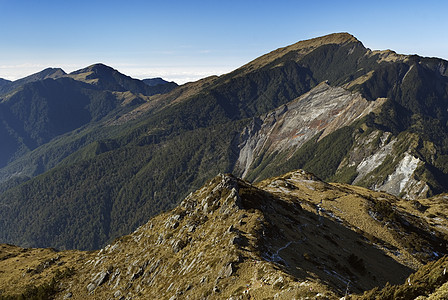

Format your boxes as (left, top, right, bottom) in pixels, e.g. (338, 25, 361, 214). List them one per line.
(1, 170, 447, 299)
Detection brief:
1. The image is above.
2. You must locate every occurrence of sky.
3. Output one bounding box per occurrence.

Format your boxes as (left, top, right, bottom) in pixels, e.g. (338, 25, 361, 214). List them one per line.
(1, 0, 447, 84)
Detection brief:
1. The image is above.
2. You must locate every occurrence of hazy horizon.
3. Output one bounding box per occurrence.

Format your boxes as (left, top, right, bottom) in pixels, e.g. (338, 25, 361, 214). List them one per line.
(1, 0, 447, 84)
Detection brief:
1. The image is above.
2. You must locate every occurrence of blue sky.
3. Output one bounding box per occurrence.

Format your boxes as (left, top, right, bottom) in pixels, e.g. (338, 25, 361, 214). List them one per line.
(1, 0, 447, 83)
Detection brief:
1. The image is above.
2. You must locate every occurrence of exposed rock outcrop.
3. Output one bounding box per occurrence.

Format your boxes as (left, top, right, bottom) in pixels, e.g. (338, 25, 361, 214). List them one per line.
(0, 171, 441, 299)
(235, 82, 385, 178)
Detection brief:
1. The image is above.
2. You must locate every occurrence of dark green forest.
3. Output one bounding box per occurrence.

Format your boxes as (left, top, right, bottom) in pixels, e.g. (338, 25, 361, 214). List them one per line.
(1, 36, 448, 250)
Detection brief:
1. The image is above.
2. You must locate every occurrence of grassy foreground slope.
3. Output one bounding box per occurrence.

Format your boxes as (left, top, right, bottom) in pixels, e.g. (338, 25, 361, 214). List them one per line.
(0, 170, 447, 299)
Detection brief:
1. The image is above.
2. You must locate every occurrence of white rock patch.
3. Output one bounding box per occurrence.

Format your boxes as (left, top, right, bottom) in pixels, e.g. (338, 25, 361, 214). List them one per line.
(377, 153, 422, 196)
(353, 134, 396, 184)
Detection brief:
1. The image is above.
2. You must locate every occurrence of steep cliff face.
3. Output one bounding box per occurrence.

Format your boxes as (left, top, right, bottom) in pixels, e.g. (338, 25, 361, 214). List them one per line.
(233, 75, 447, 199)
(340, 131, 431, 199)
(234, 82, 385, 178)
(237, 121, 441, 200)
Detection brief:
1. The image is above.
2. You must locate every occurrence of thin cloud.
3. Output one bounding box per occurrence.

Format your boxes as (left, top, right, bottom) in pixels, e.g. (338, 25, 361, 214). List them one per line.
(0, 61, 234, 84)
(119, 65, 233, 84)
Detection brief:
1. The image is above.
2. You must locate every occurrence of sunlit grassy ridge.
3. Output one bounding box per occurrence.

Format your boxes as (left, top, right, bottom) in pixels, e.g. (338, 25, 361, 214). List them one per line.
(1, 170, 447, 299)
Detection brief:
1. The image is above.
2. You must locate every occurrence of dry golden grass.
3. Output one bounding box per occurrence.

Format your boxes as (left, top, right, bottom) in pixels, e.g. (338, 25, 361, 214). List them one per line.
(1, 170, 447, 299)
(343, 71, 375, 89)
(107, 75, 219, 125)
(236, 33, 360, 76)
(0, 244, 88, 297)
(367, 49, 408, 63)
(66, 71, 99, 85)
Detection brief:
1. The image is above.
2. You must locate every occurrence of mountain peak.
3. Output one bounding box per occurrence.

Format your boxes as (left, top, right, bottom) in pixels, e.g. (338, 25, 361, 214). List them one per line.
(281, 32, 363, 58)
(69, 63, 117, 77)
(278, 32, 363, 54)
(68, 63, 132, 88)
(66, 63, 178, 96)
(85, 63, 115, 72)
(304, 32, 360, 45)
(235, 32, 363, 76)
(0, 67, 66, 95)
(14, 67, 66, 83)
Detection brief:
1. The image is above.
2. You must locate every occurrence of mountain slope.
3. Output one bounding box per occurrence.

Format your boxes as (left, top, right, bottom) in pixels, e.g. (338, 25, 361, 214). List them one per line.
(358, 255, 448, 299)
(1, 33, 448, 251)
(0, 55, 319, 249)
(0, 78, 12, 90)
(68, 63, 162, 95)
(0, 170, 447, 299)
(0, 65, 177, 172)
(0, 68, 66, 96)
(0, 77, 132, 169)
(231, 33, 448, 199)
(142, 77, 178, 94)
(234, 82, 385, 179)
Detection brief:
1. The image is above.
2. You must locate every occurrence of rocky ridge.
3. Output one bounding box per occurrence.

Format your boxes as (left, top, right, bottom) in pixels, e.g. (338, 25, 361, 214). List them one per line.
(1, 170, 447, 299)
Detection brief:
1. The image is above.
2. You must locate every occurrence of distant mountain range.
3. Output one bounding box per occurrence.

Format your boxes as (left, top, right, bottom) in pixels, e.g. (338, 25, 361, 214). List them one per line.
(0, 33, 448, 253)
(0, 65, 177, 171)
(0, 68, 66, 95)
